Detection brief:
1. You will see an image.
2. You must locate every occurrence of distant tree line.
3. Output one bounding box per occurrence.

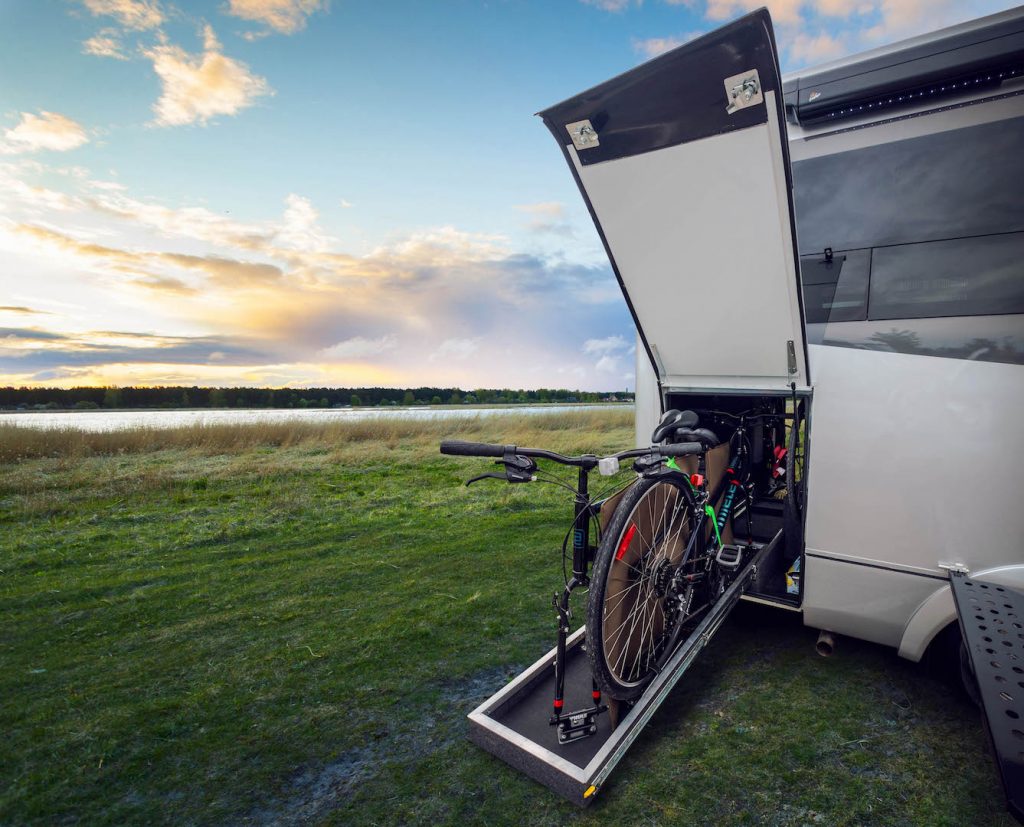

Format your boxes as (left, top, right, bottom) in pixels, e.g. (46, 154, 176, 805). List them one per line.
(0, 386, 634, 411)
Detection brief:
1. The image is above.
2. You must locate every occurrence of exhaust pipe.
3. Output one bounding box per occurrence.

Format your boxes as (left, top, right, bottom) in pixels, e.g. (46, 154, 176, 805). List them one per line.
(816, 630, 835, 657)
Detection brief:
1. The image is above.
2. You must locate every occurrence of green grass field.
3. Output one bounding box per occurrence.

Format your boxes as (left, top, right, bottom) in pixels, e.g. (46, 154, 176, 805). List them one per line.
(0, 411, 1012, 825)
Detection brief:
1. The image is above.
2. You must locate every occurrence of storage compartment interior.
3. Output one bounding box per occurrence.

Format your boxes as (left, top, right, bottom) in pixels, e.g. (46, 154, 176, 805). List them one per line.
(661, 390, 810, 606)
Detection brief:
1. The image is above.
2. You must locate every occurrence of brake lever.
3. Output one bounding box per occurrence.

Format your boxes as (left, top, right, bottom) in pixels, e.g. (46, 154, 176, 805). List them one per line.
(633, 451, 667, 477)
(466, 472, 509, 486)
(465, 453, 538, 486)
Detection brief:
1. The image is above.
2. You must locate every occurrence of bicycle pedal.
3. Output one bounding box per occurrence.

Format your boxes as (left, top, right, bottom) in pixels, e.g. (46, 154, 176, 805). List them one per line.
(553, 706, 607, 744)
(715, 544, 743, 569)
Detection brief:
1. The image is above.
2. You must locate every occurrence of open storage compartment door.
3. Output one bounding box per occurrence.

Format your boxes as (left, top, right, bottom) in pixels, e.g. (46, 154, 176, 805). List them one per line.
(950, 572, 1024, 823)
(538, 9, 809, 393)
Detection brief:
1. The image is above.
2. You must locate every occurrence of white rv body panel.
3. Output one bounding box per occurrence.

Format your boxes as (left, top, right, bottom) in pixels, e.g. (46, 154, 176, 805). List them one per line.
(803, 346, 1024, 655)
(803, 345, 1024, 578)
(634, 332, 660, 448)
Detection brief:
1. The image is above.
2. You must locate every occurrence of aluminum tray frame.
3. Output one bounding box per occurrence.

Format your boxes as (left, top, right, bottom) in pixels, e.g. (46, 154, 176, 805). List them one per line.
(468, 532, 779, 804)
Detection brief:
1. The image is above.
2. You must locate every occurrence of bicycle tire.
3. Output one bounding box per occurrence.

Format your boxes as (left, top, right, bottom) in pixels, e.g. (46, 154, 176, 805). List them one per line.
(586, 474, 698, 700)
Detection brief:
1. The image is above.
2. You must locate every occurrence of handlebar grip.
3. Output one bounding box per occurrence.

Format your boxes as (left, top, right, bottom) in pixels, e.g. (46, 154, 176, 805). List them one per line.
(440, 440, 508, 457)
(659, 441, 703, 457)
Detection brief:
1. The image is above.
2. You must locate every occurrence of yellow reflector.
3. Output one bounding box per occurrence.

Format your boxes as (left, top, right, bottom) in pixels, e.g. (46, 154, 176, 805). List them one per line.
(583, 785, 597, 799)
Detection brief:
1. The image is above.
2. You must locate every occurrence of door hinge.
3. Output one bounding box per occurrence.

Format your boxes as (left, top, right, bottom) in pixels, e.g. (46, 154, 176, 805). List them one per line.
(786, 340, 797, 375)
(649, 344, 667, 380)
(724, 69, 763, 114)
(566, 119, 599, 151)
(938, 561, 971, 576)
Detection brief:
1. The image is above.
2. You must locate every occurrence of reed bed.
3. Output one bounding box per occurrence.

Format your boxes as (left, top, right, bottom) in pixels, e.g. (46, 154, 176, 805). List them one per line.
(0, 407, 635, 463)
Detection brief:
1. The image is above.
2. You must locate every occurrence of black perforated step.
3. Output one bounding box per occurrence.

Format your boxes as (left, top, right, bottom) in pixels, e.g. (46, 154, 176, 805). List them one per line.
(950, 573, 1024, 823)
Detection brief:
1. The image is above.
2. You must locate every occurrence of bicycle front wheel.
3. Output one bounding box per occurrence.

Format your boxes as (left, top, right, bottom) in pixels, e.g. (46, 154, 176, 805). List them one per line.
(586, 475, 698, 700)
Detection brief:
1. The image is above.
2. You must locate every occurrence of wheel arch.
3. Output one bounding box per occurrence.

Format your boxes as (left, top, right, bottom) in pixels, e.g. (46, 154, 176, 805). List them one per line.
(898, 563, 1024, 662)
(898, 583, 956, 663)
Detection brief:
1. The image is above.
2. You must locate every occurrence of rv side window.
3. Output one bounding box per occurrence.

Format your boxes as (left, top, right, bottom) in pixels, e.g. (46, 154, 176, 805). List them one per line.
(869, 232, 1024, 320)
(793, 114, 1024, 322)
(799, 250, 869, 323)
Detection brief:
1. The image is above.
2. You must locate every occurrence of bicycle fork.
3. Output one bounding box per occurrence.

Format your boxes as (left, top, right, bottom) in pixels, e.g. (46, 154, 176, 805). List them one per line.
(550, 464, 608, 743)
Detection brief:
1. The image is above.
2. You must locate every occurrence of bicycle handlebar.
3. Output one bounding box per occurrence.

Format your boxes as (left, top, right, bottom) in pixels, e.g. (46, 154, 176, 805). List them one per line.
(439, 440, 507, 458)
(440, 439, 704, 467)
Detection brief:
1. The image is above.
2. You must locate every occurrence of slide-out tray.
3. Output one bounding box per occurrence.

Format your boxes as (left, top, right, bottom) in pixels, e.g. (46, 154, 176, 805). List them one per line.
(468, 533, 778, 804)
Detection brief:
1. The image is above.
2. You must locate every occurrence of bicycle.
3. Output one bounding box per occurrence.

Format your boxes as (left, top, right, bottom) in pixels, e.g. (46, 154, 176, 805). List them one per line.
(440, 408, 778, 738)
(585, 408, 766, 700)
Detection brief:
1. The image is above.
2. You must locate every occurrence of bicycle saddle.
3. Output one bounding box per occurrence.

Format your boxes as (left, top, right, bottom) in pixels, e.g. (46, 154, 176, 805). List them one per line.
(651, 409, 702, 444)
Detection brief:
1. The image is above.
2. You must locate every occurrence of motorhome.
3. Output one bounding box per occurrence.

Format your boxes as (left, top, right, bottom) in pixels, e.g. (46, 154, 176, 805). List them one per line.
(459, 6, 1023, 813)
(625, 5, 1024, 676)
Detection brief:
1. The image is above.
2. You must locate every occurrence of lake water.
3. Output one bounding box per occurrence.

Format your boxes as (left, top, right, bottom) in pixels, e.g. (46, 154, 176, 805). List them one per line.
(0, 404, 631, 433)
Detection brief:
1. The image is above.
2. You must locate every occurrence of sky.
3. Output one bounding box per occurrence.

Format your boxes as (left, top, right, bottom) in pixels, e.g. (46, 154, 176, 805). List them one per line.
(0, 0, 1018, 392)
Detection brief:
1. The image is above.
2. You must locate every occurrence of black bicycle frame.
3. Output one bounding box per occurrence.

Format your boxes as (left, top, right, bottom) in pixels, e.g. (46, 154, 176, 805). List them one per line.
(550, 462, 607, 742)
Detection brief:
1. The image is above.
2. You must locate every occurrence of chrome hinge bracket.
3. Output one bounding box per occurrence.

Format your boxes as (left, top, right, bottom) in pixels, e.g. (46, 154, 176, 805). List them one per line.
(938, 561, 971, 577)
(786, 340, 797, 375)
(725, 69, 763, 114)
(566, 119, 599, 151)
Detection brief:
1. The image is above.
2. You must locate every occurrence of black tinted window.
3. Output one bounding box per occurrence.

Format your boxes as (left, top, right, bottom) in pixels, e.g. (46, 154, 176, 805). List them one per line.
(869, 232, 1024, 319)
(793, 113, 1024, 322)
(793, 115, 1024, 254)
(799, 250, 869, 323)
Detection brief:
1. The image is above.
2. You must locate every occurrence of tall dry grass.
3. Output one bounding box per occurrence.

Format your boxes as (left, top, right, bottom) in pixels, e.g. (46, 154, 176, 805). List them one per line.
(0, 408, 635, 463)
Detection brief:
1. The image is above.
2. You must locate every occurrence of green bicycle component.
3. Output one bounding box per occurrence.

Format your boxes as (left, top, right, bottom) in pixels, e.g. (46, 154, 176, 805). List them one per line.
(705, 504, 721, 548)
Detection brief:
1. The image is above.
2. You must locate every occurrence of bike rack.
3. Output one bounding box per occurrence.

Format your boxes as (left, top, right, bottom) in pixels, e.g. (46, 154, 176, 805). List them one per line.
(467, 531, 780, 804)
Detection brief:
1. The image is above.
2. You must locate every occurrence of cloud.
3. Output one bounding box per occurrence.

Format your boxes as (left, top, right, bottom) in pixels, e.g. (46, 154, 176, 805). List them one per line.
(860, 0, 1003, 43)
(159, 252, 284, 286)
(430, 338, 480, 361)
(278, 193, 333, 252)
(579, 0, 637, 10)
(226, 0, 325, 34)
(2, 112, 89, 154)
(0, 327, 271, 371)
(320, 335, 399, 360)
(131, 275, 197, 295)
(143, 25, 272, 126)
(339, 198, 354, 208)
(82, 29, 129, 60)
(0, 160, 637, 390)
(583, 335, 630, 355)
(14, 223, 139, 266)
(584, 334, 635, 376)
(80, 0, 164, 30)
(789, 30, 847, 63)
(813, 0, 868, 15)
(0, 327, 68, 342)
(514, 202, 574, 236)
(705, 0, 803, 25)
(633, 32, 705, 59)
(0, 306, 51, 315)
(515, 202, 565, 218)
(689, 0, 1016, 71)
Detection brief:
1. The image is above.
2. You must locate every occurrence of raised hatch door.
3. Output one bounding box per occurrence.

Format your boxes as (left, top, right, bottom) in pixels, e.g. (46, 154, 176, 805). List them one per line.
(538, 10, 809, 392)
